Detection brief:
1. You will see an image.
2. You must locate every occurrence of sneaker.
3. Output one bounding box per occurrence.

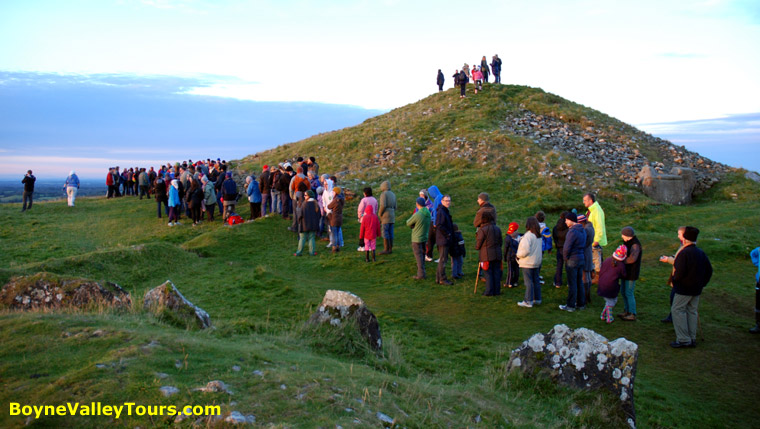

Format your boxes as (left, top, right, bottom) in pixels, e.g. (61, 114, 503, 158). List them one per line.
(326, 244, 333, 248)
(517, 301, 533, 308)
(357, 246, 365, 252)
(621, 314, 637, 321)
(175, 221, 181, 225)
(577, 306, 586, 311)
(168, 222, 174, 226)
(532, 300, 542, 305)
(539, 279, 545, 285)
(293, 253, 301, 257)
(434, 259, 440, 263)
(554, 284, 561, 289)
(669, 341, 692, 349)
(558, 305, 576, 312)
(424, 256, 433, 262)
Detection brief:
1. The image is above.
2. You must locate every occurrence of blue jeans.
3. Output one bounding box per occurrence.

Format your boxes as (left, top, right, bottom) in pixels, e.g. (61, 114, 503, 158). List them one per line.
(382, 223, 394, 240)
(156, 201, 168, 218)
(330, 226, 343, 247)
(622, 280, 637, 314)
(296, 231, 316, 255)
(554, 251, 565, 286)
(452, 255, 463, 278)
(522, 267, 541, 303)
(272, 192, 280, 214)
(261, 193, 270, 216)
(566, 260, 585, 308)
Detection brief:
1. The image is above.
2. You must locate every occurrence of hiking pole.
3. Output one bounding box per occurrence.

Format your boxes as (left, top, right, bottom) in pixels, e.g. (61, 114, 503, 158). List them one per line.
(474, 263, 481, 294)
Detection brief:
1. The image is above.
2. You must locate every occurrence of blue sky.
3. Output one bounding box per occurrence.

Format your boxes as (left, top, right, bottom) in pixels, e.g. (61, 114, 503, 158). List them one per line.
(1, 0, 759, 177)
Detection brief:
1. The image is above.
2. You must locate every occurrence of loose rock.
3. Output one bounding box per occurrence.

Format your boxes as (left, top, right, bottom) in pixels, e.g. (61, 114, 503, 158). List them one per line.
(143, 280, 211, 329)
(307, 290, 382, 350)
(0, 273, 131, 310)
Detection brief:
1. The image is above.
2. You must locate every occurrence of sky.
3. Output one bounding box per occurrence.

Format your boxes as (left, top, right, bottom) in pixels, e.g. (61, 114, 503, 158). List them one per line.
(1, 0, 759, 178)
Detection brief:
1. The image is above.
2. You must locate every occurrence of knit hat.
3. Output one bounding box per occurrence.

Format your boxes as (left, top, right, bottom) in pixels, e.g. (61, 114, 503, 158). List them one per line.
(507, 222, 519, 235)
(576, 214, 587, 223)
(416, 197, 426, 206)
(683, 226, 700, 242)
(621, 226, 635, 238)
(566, 212, 578, 223)
(262, 165, 269, 170)
(333, 186, 342, 195)
(613, 244, 628, 261)
(306, 190, 315, 198)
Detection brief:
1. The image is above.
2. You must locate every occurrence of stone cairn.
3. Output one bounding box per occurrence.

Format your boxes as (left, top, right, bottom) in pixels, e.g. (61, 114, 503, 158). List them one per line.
(507, 324, 638, 427)
(0, 273, 131, 310)
(308, 290, 382, 350)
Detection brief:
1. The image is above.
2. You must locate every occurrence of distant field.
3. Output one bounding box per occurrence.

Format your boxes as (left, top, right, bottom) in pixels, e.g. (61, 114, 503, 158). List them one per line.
(0, 181, 106, 204)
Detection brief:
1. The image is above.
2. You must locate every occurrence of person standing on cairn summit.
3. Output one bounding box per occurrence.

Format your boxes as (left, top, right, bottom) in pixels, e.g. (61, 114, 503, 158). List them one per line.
(480, 56, 490, 83)
(491, 54, 502, 84)
(21, 170, 36, 212)
(583, 193, 607, 284)
(437, 69, 445, 91)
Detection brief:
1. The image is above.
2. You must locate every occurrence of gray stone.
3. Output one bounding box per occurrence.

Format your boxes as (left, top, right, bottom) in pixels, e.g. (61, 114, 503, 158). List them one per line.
(308, 290, 382, 350)
(193, 380, 232, 394)
(159, 386, 179, 397)
(637, 165, 696, 205)
(507, 324, 638, 424)
(225, 411, 247, 424)
(376, 411, 394, 425)
(745, 171, 760, 183)
(143, 280, 211, 329)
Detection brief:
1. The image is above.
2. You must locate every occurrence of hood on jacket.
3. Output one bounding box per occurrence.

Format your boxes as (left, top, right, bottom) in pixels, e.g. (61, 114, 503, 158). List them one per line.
(380, 180, 391, 191)
(171, 179, 179, 189)
(427, 185, 441, 200)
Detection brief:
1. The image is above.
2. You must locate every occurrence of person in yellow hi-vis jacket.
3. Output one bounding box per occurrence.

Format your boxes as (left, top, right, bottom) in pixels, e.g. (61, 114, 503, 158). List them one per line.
(583, 193, 607, 284)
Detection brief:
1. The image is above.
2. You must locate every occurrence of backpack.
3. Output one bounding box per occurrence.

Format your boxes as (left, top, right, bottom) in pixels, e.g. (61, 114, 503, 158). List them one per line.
(541, 226, 553, 252)
(227, 214, 244, 225)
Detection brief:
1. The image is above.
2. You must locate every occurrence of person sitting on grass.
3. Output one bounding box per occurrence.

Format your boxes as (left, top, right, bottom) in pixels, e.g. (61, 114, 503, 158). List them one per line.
(597, 245, 628, 323)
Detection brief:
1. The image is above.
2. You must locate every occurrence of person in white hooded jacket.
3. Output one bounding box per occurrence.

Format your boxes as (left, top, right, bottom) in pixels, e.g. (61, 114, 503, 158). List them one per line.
(516, 216, 544, 308)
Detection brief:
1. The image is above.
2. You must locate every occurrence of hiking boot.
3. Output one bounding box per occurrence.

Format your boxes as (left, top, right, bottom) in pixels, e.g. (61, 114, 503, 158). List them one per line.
(669, 341, 692, 349)
(621, 314, 637, 321)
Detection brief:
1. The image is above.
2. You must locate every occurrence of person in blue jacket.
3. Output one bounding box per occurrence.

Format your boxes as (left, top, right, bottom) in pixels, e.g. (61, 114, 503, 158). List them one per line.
(246, 175, 262, 221)
(425, 185, 443, 261)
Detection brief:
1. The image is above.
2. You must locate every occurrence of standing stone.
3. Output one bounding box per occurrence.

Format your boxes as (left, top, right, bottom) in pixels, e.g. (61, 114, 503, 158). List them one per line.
(308, 290, 382, 350)
(507, 324, 638, 427)
(143, 280, 211, 329)
(637, 165, 696, 205)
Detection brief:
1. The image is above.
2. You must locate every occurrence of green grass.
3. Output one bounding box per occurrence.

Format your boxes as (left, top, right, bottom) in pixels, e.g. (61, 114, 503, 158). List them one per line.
(2, 85, 760, 428)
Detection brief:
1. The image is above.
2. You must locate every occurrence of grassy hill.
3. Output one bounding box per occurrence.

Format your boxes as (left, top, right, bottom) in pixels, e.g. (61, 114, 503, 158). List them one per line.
(2, 85, 760, 428)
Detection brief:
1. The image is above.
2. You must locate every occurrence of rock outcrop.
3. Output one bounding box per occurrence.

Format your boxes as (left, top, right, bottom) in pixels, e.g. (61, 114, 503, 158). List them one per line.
(143, 280, 211, 329)
(636, 165, 697, 205)
(0, 272, 131, 310)
(507, 324, 638, 427)
(308, 290, 382, 350)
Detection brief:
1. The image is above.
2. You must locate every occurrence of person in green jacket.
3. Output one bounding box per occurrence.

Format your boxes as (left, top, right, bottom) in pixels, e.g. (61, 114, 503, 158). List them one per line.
(378, 180, 397, 254)
(407, 197, 431, 280)
(202, 176, 217, 222)
(583, 193, 607, 282)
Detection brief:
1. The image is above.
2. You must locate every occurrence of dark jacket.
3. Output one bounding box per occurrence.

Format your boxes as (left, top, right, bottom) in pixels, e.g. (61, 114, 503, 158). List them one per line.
(22, 175, 36, 192)
(552, 220, 568, 250)
(459, 71, 468, 84)
(476, 223, 502, 262)
(259, 171, 271, 193)
(186, 186, 203, 208)
(299, 199, 321, 232)
(583, 222, 595, 271)
(435, 205, 454, 246)
(504, 234, 521, 262)
(154, 178, 168, 202)
(473, 202, 497, 228)
(563, 223, 586, 266)
(453, 72, 460, 86)
(672, 244, 713, 296)
(327, 194, 344, 227)
(597, 257, 626, 299)
(437, 71, 445, 85)
(450, 231, 466, 258)
(622, 235, 642, 281)
(222, 178, 238, 201)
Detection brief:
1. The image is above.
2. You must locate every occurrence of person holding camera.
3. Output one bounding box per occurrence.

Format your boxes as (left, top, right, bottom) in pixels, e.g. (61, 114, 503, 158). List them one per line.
(21, 170, 36, 212)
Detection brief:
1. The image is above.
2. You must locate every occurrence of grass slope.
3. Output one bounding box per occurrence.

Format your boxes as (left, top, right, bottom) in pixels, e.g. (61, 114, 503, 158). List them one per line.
(2, 85, 760, 428)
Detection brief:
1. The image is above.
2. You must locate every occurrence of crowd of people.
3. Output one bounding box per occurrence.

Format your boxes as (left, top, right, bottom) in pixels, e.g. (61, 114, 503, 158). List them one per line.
(437, 54, 503, 98)
(22, 151, 760, 346)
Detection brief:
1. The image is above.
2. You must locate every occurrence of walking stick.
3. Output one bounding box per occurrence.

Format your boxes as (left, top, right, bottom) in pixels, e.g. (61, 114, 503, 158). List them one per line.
(474, 263, 481, 294)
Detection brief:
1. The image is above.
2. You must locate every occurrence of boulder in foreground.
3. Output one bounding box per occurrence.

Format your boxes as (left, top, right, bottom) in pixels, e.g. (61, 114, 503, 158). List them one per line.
(308, 290, 382, 350)
(143, 280, 211, 329)
(507, 324, 638, 427)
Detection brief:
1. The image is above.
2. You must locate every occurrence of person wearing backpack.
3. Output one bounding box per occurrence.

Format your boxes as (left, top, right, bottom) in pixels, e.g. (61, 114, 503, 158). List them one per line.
(458, 70, 468, 98)
(221, 172, 238, 221)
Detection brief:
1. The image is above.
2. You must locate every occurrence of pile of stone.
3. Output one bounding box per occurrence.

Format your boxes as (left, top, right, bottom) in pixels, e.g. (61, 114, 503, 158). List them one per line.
(507, 324, 638, 427)
(500, 110, 730, 195)
(0, 273, 131, 310)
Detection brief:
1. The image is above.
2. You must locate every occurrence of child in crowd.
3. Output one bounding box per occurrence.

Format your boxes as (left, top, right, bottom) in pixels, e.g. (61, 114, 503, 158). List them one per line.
(597, 245, 628, 323)
(359, 205, 381, 262)
(503, 222, 521, 288)
(450, 224, 466, 279)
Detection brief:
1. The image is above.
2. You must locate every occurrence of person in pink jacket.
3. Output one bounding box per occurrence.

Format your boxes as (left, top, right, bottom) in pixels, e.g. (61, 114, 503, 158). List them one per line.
(356, 187, 378, 251)
(360, 205, 381, 262)
(472, 67, 484, 93)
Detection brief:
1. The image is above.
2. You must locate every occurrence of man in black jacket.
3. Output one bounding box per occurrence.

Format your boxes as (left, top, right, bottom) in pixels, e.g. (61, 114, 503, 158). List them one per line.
(437, 69, 445, 91)
(22, 170, 36, 211)
(435, 195, 454, 285)
(259, 165, 271, 217)
(670, 226, 713, 348)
